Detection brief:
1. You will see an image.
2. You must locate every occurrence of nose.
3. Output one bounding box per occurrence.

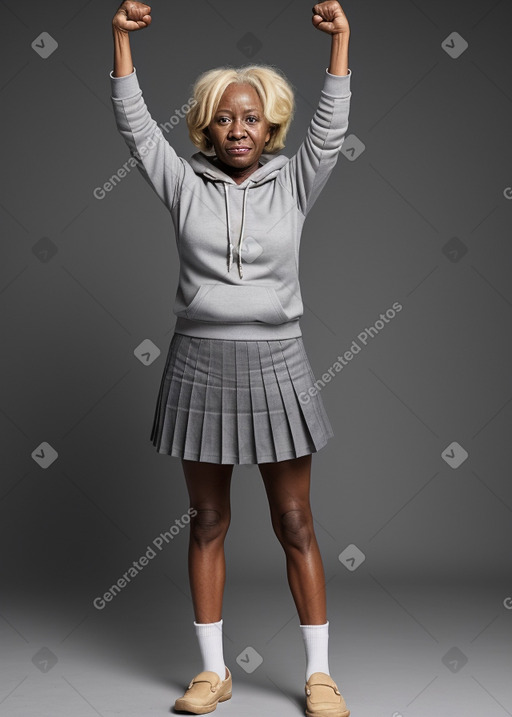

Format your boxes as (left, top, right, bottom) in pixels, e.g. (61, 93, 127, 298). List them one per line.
(228, 119, 246, 138)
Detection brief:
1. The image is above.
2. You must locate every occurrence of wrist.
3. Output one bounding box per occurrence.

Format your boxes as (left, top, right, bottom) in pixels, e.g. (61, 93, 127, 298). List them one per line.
(332, 31, 350, 41)
(112, 24, 130, 38)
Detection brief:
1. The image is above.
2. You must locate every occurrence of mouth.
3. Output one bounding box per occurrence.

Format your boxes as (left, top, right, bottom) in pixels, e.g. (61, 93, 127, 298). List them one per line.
(226, 147, 251, 155)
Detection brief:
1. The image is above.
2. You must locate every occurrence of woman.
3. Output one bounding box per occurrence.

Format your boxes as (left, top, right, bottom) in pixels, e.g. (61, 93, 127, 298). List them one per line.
(110, 2, 352, 715)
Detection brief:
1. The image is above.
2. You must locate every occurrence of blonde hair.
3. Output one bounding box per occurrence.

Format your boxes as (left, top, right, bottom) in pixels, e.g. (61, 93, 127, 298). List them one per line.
(186, 63, 296, 155)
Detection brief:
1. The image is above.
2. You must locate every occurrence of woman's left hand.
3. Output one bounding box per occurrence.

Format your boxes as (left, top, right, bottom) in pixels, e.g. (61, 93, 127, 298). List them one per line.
(311, 1, 350, 36)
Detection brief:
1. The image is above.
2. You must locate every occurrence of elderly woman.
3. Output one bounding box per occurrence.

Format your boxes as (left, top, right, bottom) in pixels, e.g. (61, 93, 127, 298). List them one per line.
(110, 1, 352, 714)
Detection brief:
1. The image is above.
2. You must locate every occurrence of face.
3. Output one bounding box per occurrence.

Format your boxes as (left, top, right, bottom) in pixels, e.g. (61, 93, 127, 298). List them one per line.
(204, 83, 273, 175)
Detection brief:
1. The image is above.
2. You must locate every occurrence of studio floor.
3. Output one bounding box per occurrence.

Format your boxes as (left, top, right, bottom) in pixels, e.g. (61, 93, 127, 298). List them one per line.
(1, 576, 511, 717)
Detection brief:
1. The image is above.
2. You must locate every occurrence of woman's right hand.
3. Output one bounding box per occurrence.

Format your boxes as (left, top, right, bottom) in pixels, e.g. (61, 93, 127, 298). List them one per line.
(112, 1, 152, 33)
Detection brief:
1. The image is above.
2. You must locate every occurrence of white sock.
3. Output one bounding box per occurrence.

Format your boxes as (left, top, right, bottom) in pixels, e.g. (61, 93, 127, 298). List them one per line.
(300, 621, 330, 682)
(194, 619, 226, 681)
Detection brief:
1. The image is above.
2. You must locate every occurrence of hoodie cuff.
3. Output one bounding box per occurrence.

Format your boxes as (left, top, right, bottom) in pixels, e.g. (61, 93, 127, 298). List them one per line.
(110, 66, 141, 99)
(322, 67, 351, 98)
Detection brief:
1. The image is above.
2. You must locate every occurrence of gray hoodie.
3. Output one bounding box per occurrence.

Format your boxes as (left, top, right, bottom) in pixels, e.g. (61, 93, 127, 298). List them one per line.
(109, 65, 352, 340)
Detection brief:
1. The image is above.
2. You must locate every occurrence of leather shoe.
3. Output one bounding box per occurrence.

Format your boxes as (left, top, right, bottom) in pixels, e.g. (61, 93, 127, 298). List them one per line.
(304, 672, 350, 717)
(174, 666, 232, 714)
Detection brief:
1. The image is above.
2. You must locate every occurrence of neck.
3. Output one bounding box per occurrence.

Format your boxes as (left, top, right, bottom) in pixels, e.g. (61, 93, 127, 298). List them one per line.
(211, 156, 263, 183)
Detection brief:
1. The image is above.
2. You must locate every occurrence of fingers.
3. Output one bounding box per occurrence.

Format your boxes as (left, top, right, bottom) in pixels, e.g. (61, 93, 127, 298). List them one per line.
(114, 1, 152, 31)
(312, 1, 341, 17)
(135, 14, 152, 28)
(132, 3, 151, 18)
(124, 1, 152, 21)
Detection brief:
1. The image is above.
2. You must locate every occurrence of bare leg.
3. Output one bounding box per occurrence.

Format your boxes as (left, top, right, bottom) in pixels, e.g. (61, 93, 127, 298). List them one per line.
(181, 458, 234, 624)
(258, 453, 326, 624)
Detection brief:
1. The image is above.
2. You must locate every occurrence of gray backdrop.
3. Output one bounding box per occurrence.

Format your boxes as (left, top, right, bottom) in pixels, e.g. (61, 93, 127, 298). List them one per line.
(1, 0, 511, 715)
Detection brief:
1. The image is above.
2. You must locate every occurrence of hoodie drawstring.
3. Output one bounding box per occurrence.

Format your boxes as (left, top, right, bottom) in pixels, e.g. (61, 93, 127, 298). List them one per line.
(223, 182, 252, 280)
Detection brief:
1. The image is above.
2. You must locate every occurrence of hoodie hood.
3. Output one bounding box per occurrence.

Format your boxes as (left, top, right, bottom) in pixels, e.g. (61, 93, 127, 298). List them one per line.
(189, 150, 289, 279)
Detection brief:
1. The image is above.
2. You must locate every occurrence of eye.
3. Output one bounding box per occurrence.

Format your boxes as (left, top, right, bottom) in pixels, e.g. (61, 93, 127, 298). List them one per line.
(217, 116, 259, 124)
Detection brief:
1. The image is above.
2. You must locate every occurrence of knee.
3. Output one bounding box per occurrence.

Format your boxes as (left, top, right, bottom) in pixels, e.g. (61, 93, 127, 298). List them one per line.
(190, 508, 229, 546)
(277, 507, 314, 552)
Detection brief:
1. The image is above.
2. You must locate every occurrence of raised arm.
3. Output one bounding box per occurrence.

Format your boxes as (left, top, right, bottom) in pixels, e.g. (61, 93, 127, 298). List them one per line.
(278, 1, 352, 217)
(109, 1, 185, 213)
(312, 1, 350, 75)
(112, 1, 152, 77)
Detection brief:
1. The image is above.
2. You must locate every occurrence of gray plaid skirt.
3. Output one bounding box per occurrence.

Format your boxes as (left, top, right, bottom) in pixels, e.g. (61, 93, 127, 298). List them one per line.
(150, 332, 334, 464)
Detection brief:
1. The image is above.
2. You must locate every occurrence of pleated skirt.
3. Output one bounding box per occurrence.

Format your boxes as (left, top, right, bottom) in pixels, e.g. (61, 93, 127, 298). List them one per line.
(150, 332, 334, 464)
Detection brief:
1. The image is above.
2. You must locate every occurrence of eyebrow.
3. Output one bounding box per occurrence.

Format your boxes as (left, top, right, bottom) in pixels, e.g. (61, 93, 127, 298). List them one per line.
(215, 108, 260, 113)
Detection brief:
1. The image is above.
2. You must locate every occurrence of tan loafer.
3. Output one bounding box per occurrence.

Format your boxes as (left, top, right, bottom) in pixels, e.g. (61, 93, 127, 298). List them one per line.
(174, 667, 232, 714)
(304, 672, 350, 717)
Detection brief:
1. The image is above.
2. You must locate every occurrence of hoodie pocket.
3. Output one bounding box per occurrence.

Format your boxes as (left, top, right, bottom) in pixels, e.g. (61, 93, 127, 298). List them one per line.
(182, 283, 289, 325)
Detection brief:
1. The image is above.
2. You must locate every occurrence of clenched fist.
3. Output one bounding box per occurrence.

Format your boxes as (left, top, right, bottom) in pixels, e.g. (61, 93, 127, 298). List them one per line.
(112, 1, 152, 33)
(312, 1, 350, 35)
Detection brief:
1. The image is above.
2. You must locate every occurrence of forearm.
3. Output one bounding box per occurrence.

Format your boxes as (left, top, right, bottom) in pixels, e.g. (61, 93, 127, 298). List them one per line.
(328, 32, 349, 75)
(112, 27, 134, 77)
